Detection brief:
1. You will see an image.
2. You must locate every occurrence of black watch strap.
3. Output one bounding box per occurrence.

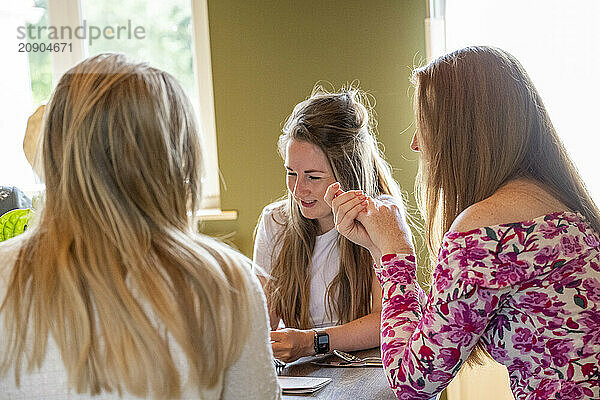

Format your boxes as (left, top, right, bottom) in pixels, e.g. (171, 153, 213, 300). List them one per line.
(313, 329, 330, 354)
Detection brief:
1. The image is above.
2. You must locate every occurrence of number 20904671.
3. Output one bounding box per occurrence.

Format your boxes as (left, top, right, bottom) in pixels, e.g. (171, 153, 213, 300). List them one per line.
(18, 42, 72, 53)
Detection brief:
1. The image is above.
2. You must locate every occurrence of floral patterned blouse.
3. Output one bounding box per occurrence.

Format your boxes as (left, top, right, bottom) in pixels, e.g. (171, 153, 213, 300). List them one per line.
(375, 211, 600, 400)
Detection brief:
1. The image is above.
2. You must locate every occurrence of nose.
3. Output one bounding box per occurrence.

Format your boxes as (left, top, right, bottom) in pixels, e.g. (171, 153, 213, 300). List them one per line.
(410, 132, 420, 152)
(292, 178, 309, 198)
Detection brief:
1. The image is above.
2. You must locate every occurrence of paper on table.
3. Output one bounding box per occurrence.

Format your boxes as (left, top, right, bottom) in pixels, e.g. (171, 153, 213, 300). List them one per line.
(312, 359, 383, 367)
(277, 376, 332, 394)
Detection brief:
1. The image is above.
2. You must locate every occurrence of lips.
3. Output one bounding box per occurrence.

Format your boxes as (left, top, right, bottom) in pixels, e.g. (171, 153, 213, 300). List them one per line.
(300, 199, 317, 208)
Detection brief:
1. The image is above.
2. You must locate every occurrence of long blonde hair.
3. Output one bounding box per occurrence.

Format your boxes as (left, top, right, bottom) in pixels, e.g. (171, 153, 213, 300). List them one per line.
(0, 53, 251, 398)
(412, 46, 600, 364)
(264, 86, 402, 329)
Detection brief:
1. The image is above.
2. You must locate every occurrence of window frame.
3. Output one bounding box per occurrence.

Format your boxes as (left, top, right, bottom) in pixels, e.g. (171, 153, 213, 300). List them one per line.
(45, 0, 229, 219)
(424, 0, 446, 62)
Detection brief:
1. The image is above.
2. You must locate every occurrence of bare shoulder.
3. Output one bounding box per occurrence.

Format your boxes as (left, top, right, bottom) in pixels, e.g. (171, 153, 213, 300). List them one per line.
(450, 179, 570, 233)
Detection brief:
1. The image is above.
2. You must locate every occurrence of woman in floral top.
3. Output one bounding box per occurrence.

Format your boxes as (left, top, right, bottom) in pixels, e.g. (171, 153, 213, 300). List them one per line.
(324, 46, 600, 399)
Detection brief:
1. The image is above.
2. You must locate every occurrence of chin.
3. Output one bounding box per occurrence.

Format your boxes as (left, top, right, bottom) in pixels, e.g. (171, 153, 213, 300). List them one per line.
(299, 209, 316, 220)
(296, 205, 315, 217)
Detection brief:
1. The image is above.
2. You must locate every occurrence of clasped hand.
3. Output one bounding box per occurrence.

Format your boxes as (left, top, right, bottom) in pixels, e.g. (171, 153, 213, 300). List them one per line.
(323, 182, 414, 262)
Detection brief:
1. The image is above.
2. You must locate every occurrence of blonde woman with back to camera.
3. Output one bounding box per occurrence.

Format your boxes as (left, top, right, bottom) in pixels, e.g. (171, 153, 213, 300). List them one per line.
(253, 87, 403, 362)
(326, 46, 600, 399)
(0, 53, 280, 399)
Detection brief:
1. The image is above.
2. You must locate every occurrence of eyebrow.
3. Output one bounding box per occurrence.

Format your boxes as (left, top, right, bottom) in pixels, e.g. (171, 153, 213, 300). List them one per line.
(285, 166, 327, 174)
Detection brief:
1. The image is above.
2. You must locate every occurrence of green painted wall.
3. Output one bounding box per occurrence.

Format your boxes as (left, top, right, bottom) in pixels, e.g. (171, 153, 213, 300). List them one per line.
(202, 3, 447, 398)
(202, 0, 426, 260)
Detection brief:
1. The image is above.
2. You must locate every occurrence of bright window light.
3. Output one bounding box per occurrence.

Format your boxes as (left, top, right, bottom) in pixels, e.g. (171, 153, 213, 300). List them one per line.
(443, 0, 600, 203)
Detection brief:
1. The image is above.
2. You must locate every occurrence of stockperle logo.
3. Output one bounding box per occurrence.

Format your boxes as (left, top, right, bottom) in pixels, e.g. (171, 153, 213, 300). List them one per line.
(17, 20, 146, 46)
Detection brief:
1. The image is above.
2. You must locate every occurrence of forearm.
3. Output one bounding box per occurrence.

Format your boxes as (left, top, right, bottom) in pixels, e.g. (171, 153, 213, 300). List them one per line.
(323, 310, 381, 352)
(375, 254, 423, 391)
(370, 231, 515, 397)
(375, 253, 487, 398)
(273, 311, 382, 362)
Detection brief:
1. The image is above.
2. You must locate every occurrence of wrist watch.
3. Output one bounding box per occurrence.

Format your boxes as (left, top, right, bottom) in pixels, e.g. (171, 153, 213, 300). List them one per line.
(313, 329, 330, 354)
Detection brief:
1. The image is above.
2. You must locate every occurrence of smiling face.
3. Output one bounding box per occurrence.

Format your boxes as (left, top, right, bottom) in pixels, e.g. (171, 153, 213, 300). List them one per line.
(285, 139, 337, 234)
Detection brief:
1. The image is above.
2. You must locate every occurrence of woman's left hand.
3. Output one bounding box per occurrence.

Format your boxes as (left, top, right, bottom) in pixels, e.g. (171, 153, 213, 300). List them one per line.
(270, 328, 314, 363)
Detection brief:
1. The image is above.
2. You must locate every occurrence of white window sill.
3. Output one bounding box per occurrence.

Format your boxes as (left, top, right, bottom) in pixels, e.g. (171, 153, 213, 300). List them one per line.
(16, 187, 238, 222)
(194, 208, 238, 221)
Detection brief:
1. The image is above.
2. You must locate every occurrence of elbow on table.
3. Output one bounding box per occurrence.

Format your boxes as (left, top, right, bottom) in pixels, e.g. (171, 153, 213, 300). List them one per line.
(383, 364, 445, 400)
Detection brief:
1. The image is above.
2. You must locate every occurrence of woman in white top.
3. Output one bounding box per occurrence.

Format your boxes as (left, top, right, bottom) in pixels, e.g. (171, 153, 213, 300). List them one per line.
(253, 86, 403, 362)
(0, 53, 280, 399)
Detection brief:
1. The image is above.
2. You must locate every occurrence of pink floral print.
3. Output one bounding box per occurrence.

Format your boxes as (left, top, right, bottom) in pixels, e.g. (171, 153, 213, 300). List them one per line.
(375, 212, 600, 399)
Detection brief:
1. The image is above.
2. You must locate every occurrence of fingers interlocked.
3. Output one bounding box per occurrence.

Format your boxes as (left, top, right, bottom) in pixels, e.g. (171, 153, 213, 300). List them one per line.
(325, 184, 366, 232)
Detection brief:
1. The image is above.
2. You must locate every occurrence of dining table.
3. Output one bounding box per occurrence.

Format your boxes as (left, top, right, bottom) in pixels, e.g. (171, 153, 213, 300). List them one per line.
(278, 347, 442, 400)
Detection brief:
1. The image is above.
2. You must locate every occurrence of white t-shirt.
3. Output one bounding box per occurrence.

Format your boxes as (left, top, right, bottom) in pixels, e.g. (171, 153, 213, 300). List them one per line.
(253, 200, 340, 328)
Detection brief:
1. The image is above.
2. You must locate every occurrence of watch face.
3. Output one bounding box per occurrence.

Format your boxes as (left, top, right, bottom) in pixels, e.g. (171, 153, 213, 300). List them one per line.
(314, 331, 329, 354)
